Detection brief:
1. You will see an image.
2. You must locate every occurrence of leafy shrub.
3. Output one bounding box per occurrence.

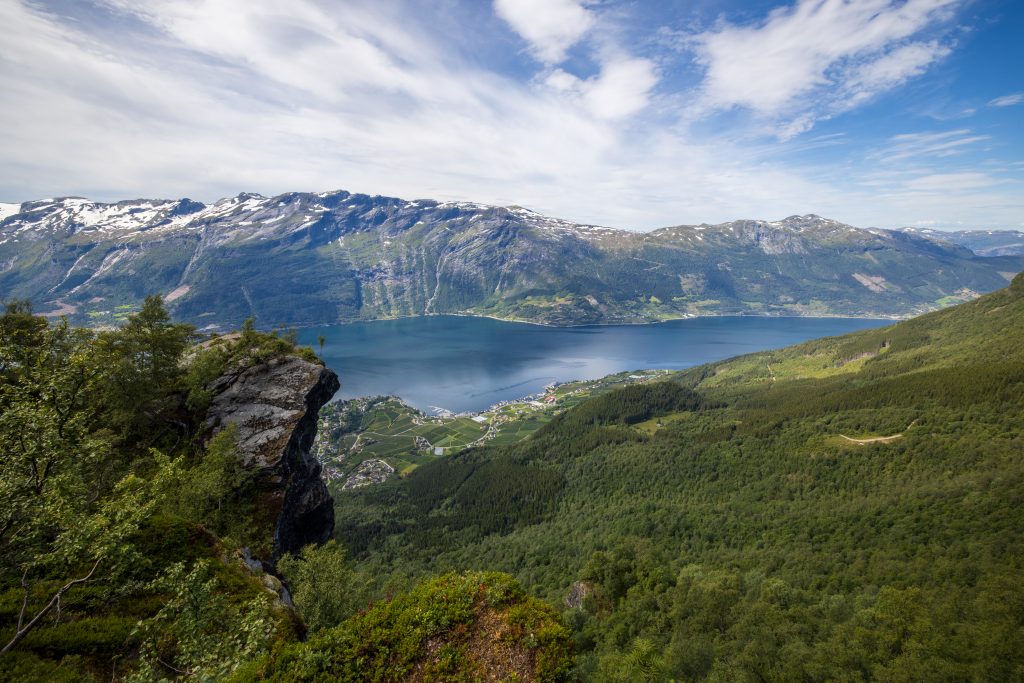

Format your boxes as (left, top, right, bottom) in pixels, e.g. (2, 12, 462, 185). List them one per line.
(127, 560, 281, 682)
(240, 572, 573, 682)
(277, 541, 369, 633)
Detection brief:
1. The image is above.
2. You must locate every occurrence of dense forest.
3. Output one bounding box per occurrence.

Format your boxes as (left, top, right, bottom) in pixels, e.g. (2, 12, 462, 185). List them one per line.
(334, 273, 1024, 680)
(0, 299, 570, 681)
(2, 274, 1023, 680)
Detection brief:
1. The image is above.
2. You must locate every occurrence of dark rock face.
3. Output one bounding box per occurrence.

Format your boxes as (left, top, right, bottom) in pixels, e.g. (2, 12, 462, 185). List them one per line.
(204, 355, 340, 560)
(565, 580, 595, 610)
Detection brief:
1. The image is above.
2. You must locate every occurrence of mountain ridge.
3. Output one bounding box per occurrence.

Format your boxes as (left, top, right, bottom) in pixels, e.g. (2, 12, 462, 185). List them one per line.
(899, 226, 1024, 256)
(1, 190, 1020, 328)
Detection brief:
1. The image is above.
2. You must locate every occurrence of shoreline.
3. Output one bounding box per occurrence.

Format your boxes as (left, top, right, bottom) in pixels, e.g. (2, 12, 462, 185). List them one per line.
(285, 309, 903, 333)
(334, 368, 677, 424)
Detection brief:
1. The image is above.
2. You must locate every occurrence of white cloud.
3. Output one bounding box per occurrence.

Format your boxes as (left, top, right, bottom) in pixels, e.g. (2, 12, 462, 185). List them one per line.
(989, 92, 1024, 107)
(0, 0, 789, 228)
(583, 58, 659, 120)
(873, 129, 989, 162)
(543, 57, 659, 120)
(0, 0, 1021, 231)
(844, 41, 951, 103)
(493, 0, 594, 64)
(902, 172, 1002, 192)
(98, 0, 463, 105)
(692, 0, 959, 128)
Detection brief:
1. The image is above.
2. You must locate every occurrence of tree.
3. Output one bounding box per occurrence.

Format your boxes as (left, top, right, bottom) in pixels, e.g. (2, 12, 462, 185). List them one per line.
(160, 425, 258, 548)
(1, 461, 176, 655)
(0, 316, 105, 572)
(94, 295, 194, 443)
(0, 303, 178, 655)
(278, 540, 363, 632)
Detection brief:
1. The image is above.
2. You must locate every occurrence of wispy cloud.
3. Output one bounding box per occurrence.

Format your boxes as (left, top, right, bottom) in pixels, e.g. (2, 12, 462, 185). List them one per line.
(988, 92, 1024, 107)
(873, 129, 990, 162)
(0, 0, 1020, 231)
(689, 0, 959, 134)
(844, 41, 952, 106)
(0, 0, 818, 228)
(902, 171, 1004, 192)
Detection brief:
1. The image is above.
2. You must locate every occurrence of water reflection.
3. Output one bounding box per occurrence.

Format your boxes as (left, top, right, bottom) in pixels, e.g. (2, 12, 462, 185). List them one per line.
(298, 315, 885, 413)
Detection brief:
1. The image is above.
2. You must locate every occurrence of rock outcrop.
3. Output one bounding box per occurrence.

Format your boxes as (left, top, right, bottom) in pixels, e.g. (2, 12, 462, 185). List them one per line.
(204, 355, 340, 560)
(565, 580, 595, 610)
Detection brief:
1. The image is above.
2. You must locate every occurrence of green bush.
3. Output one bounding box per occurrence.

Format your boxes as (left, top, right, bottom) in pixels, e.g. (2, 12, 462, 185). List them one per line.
(0, 651, 89, 683)
(240, 572, 574, 682)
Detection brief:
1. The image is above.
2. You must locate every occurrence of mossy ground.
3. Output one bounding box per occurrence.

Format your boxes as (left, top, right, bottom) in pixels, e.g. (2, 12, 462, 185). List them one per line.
(237, 571, 573, 682)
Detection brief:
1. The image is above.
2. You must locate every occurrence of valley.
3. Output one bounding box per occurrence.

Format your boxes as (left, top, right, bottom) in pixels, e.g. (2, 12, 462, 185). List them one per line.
(312, 370, 675, 490)
(331, 273, 1024, 679)
(5, 1, 1023, 679)
(2, 265, 1021, 681)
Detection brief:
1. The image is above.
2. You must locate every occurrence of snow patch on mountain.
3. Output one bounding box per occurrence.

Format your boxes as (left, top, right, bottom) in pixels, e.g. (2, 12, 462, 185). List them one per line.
(506, 205, 619, 239)
(0, 203, 21, 222)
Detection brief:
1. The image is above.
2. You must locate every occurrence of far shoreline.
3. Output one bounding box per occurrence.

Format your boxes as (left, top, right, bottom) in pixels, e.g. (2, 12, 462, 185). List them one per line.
(296, 314, 892, 414)
(277, 308, 903, 334)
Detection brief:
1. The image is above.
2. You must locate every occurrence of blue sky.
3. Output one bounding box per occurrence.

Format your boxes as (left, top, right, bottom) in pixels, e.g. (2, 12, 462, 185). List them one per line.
(0, 0, 1021, 230)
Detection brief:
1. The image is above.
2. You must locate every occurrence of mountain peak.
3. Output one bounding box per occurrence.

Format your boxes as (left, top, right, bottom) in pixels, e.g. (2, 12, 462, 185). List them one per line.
(776, 214, 845, 230)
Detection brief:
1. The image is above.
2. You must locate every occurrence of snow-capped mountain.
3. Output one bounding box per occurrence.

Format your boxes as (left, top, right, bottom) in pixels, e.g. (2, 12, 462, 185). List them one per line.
(899, 227, 1024, 257)
(1, 190, 1019, 328)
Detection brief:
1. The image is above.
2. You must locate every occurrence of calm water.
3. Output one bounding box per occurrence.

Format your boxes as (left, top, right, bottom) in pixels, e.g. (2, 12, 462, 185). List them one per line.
(298, 315, 886, 413)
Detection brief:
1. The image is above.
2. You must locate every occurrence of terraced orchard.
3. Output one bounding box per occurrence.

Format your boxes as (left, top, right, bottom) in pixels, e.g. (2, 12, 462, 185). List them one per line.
(312, 370, 674, 491)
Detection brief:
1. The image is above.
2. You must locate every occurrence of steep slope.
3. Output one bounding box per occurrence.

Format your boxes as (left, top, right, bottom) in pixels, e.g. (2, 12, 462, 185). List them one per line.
(334, 274, 1024, 679)
(0, 303, 576, 682)
(1, 192, 1019, 328)
(204, 354, 340, 560)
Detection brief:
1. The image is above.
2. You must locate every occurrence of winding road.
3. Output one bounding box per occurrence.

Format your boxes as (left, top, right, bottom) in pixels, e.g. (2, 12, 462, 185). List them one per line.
(839, 420, 918, 445)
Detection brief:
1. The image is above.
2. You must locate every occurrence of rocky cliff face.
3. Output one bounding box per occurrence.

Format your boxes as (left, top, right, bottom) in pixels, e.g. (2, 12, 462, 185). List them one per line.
(203, 355, 340, 560)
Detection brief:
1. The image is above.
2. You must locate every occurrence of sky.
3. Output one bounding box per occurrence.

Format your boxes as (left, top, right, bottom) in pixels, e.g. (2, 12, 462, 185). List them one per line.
(1, 0, 1022, 231)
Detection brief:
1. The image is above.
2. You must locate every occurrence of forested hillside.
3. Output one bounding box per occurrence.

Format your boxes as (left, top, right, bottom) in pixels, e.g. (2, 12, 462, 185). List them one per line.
(4, 277, 1022, 680)
(0, 300, 571, 681)
(335, 273, 1024, 680)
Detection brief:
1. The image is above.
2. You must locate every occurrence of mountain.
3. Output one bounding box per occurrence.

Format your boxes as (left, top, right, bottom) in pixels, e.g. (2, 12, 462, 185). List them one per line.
(1, 192, 1020, 328)
(334, 273, 1024, 679)
(900, 226, 1024, 256)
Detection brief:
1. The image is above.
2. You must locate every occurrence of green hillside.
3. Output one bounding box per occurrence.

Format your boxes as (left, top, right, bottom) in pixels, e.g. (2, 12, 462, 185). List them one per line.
(311, 371, 675, 486)
(334, 274, 1024, 680)
(0, 300, 573, 681)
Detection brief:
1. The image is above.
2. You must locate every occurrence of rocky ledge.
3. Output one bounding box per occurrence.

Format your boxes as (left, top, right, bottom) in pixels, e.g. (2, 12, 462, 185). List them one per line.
(204, 355, 340, 560)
